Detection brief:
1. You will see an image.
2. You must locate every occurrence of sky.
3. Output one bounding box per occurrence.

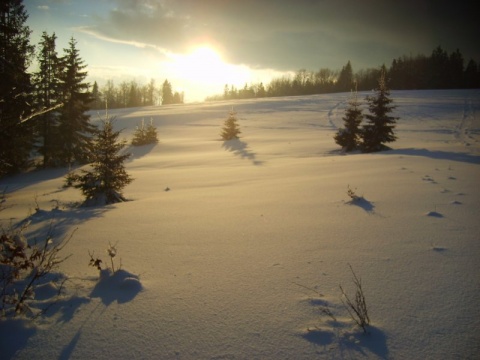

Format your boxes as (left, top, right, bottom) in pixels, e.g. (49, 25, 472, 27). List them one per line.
(24, 0, 479, 102)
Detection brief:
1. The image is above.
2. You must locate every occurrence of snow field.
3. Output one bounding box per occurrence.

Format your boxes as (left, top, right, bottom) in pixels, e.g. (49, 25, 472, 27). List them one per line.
(1, 89, 479, 359)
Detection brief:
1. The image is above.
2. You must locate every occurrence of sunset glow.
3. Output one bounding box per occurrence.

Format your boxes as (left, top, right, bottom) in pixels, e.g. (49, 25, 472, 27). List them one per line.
(165, 46, 251, 99)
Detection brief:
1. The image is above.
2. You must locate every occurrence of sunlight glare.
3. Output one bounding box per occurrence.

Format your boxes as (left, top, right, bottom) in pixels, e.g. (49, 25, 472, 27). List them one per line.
(165, 45, 251, 100)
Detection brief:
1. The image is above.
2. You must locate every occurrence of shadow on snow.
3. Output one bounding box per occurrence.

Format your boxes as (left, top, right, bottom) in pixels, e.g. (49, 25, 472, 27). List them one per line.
(90, 269, 143, 306)
(381, 148, 480, 164)
(346, 197, 375, 213)
(222, 139, 264, 165)
(303, 325, 389, 359)
(126, 143, 157, 161)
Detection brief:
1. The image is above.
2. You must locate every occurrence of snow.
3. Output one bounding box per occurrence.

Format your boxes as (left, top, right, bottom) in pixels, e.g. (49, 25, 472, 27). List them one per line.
(1, 89, 480, 359)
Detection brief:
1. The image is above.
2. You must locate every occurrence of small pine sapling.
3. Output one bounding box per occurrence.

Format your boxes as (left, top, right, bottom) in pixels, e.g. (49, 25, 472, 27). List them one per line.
(132, 118, 158, 146)
(70, 117, 133, 205)
(221, 109, 241, 140)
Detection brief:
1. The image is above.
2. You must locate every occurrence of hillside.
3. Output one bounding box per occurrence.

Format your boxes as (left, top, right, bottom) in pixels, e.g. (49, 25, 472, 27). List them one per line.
(1, 89, 479, 359)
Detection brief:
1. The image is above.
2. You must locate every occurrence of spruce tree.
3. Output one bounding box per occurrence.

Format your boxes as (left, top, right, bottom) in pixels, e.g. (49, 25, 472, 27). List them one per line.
(0, 0, 35, 176)
(131, 118, 158, 146)
(361, 66, 398, 152)
(91, 81, 102, 109)
(71, 118, 133, 205)
(33, 32, 62, 167)
(161, 79, 173, 105)
(336, 60, 354, 92)
(334, 86, 363, 151)
(57, 37, 96, 166)
(221, 110, 241, 140)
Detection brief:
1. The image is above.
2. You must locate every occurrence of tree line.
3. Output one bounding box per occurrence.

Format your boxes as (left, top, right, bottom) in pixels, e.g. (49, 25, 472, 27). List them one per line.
(207, 46, 480, 101)
(90, 78, 184, 110)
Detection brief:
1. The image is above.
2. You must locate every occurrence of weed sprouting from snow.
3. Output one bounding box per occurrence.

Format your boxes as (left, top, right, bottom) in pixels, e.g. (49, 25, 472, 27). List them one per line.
(88, 242, 121, 275)
(107, 242, 118, 273)
(339, 264, 370, 333)
(346, 185, 362, 202)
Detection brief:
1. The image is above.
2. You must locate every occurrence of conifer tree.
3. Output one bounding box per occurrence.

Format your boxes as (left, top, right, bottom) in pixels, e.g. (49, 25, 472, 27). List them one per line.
(71, 118, 133, 205)
(57, 37, 96, 166)
(131, 118, 158, 146)
(91, 81, 102, 109)
(334, 85, 363, 151)
(361, 66, 398, 152)
(33, 31, 62, 167)
(336, 60, 354, 92)
(221, 110, 241, 140)
(0, 0, 35, 176)
(161, 80, 173, 105)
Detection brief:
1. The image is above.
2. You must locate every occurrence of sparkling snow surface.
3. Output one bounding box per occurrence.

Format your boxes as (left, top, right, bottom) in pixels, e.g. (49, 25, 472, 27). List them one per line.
(1, 89, 479, 359)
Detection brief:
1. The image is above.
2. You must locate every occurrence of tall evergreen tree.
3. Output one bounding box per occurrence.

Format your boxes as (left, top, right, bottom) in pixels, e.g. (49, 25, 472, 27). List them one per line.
(70, 118, 133, 205)
(102, 80, 116, 109)
(464, 59, 479, 89)
(161, 79, 173, 105)
(90, 81, 102, 109)
(57, 37, 96, 166)
(336, 60, 354, 92)
(0, 0, 35, 176)
(361, 66, 398, 152)
(144, 78, 155, 106)
(33, 31, 62, 167)
(334, 85, 363, 151)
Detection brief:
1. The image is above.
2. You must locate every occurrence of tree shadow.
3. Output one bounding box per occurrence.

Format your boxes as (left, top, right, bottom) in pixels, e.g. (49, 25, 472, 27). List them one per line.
(18, 205, 110, 248)
(0, 318, 36, 360)
(59, 330, 82, 360)
(222, 139, 264, 165)
(0, 167, 73, 194)
(380, 148, 480, 164)
(126, 143, 156, 161)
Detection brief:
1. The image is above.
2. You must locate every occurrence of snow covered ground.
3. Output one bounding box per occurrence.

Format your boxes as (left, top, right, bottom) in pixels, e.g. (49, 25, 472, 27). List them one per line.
(1, 89, 479, 359)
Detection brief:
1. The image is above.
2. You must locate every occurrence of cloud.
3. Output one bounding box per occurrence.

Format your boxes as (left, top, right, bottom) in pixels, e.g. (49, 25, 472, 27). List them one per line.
(37, 5, 50, 10)
(79, 0, 480, 71)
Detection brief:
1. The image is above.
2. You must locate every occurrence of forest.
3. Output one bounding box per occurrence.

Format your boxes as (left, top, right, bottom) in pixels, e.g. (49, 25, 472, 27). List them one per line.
(207, 47, 480, 101)
(89, 78, 184, 110)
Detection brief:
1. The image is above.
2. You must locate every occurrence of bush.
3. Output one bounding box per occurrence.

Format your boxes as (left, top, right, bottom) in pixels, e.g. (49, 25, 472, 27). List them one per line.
(0, 218, 72, 318)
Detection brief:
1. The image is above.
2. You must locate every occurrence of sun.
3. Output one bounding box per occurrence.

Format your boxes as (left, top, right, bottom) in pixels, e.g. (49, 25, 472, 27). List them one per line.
(165, 45, 251, 100)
